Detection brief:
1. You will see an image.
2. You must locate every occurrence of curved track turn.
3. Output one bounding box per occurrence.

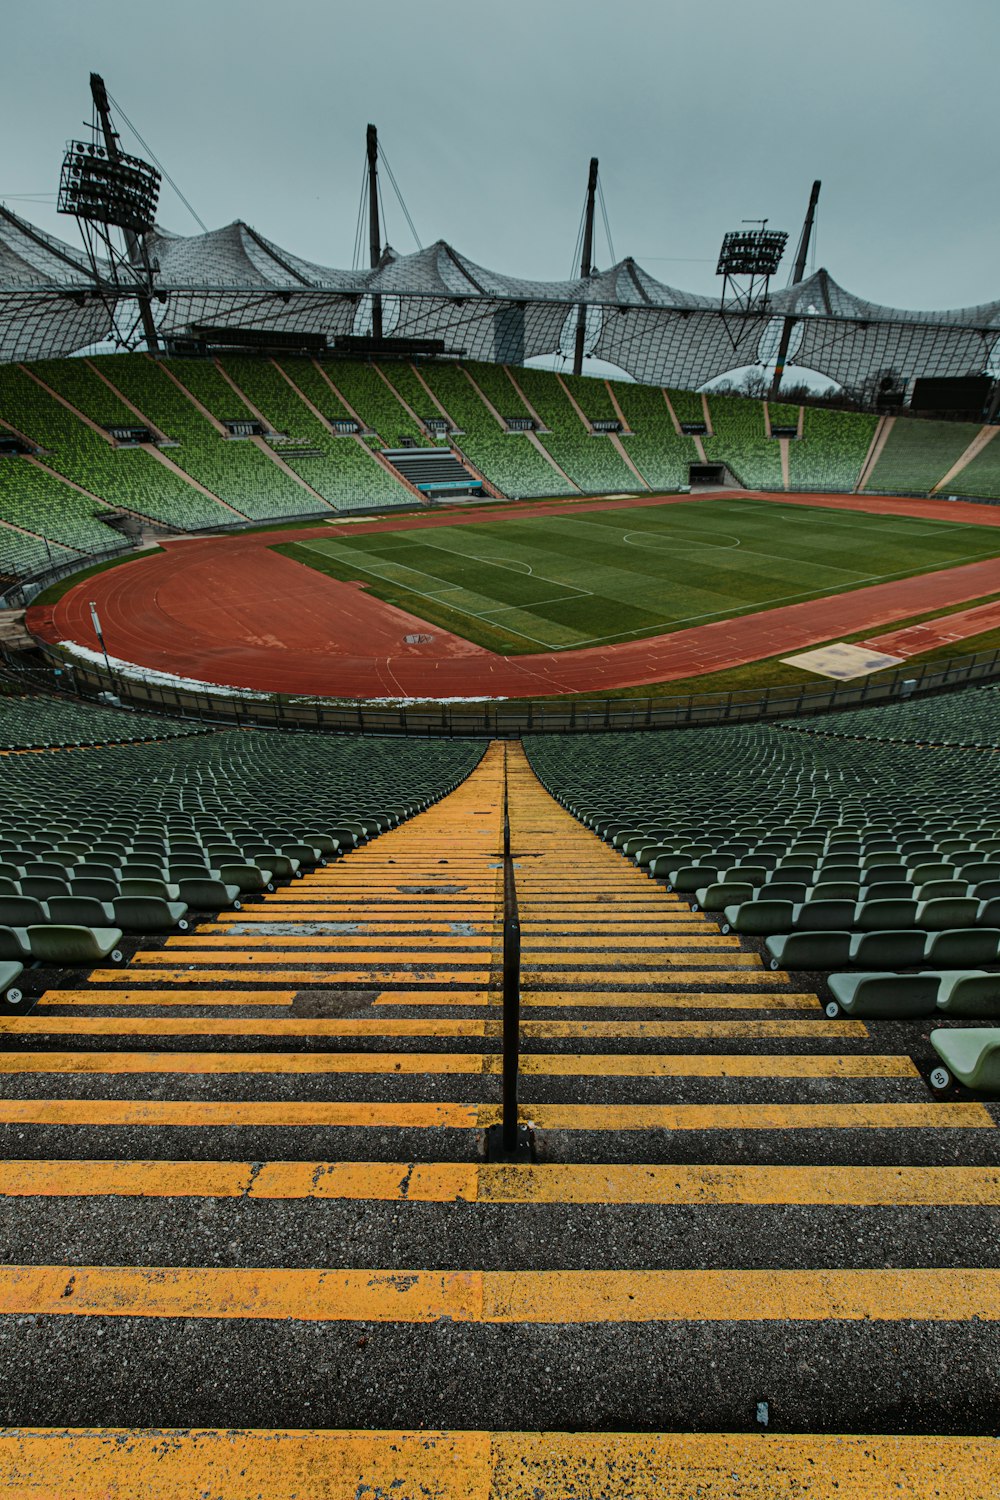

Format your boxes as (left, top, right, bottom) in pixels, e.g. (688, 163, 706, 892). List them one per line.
(28, 492, 1000, 700)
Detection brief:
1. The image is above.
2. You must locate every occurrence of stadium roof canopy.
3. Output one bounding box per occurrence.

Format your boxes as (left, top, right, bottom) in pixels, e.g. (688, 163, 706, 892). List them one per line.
(2, 203, 999, 389)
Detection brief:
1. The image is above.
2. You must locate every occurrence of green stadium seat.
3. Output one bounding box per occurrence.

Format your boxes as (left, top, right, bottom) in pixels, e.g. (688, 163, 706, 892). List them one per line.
(215, 863, 275, 894)
(24, 923, 123, 962)
(855, 899, 919, 931)
(0, 928, 31, 961)
(0, 895, 48, 926)
(765, 932, 853, 969)
(851, 930, 928, 967)
(936, 972, 1000, 1016)
(19, 876, 70, 901)
(930, 1029, 1000, 1093)
(721, 900, 795, 936)
(176, 876, 242, 911)
(0, 961, 23, 1004)
(47, 895, 117, 927)
(826, 972, 940, 1018)
(112, 896, 189, 932)
(915, 897, 982, 931)
(692, 882, 754, 912)
(924, 929, 1000, 966)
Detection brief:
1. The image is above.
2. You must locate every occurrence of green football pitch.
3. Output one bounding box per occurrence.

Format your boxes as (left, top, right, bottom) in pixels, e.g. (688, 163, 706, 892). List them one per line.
(275, 498, 1000, 655)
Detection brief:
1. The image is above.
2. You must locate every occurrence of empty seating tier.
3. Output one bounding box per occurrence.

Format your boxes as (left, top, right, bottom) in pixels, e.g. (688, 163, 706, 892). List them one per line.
(789, 407, 878, 491)
(865, 418, 982, 495)
(2, 355, 999, 583)
(219, 357, 413, 512)
(512, 366, 637, 494)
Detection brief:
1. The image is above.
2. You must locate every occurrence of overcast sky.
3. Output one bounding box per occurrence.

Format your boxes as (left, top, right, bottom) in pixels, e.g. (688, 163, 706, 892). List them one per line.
(4, 0, 998, 313)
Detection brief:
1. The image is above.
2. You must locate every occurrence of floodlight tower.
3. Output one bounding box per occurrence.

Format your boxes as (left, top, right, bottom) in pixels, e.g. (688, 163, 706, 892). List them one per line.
(716, 221, 788, 353)
(572, 157, 599, 377)
(73, 73, 161, 351)
(366, 123, 383, 342)
(769, 180, 821, 399)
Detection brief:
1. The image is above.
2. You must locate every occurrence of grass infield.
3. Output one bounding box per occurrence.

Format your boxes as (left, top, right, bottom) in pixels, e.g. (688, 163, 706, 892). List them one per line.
(274, 497, 1000, 656)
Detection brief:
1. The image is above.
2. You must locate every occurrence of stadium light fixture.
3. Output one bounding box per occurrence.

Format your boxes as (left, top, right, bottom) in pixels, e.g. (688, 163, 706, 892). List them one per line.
(716, 220, 789, 353)
(58, 140, 161, 235)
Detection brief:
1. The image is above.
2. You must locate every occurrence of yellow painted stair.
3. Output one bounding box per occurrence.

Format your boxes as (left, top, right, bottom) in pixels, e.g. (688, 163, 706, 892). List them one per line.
(0, 740, 997, 1495)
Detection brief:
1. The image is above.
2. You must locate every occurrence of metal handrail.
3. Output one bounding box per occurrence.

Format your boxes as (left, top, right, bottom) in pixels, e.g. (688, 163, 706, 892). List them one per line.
(500, 747, 521, 1151)
(19, 636, 1000, 737)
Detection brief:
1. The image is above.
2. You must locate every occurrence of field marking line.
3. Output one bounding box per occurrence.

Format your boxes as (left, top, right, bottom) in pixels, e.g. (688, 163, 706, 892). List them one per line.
(290, 540, 495, 604)
(699, 498, 979, 533)
(564, 513, 871, 582)
(552, 547, 1000, 649)
(289, 537, 578, 649)
(622, 529, 743, 551)
(566, 511, 1000, 588)
(412, 532, 583, 594)
(476, 591, 594, 619)
(290, 515, 1000, 655)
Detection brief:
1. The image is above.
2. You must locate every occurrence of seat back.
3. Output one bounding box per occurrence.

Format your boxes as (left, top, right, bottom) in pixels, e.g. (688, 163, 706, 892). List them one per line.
(916, 898, 981, 932)
(793, 899, 856, 931)
(0, 895, 47, 925)
(48, 896, 115, 926)
(856, 899, 919, 932)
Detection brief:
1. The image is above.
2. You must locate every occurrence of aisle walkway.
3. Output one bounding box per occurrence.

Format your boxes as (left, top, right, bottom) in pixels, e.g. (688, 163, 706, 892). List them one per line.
(0, 743, 997, 1495)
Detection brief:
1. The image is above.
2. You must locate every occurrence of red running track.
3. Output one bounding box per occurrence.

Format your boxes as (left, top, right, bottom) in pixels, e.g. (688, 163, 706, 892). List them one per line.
(27, 491, 1000, 700)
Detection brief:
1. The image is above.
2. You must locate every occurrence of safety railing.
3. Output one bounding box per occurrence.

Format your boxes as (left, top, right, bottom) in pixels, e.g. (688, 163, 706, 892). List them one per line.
(500, 751, 521, 1152)
(0, 541, 136, 609)
(17, 636, 1000, 737)
(486, 746, 530, 1161)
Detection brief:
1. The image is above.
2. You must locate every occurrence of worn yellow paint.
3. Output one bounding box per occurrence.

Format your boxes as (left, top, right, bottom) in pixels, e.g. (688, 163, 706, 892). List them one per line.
(3, 1265, 1000, 1323)
(95, 968, 490, 985)
(207, 919, 496, 932)
(36, 990, 297, 1008)
(165, 934, 495, 949)
(0, 1159, 479, 1201)
(481, 1100, 991, 1128)
(12, 1015, 857, 1041)
(0, 1050, 484, 1075)
(376, 993, 818, 1010)
(9, 1014, 851, 1041)
(526, 969, 781, 987)
(0, 1015, 491, 1038)
(0, 1099, 478, 1127)
(1, 1428, 995, 1500)
(5, 1159, 1000, 1207)
(86, 966, 775, 987)
(524, 956, 760, 973)
(0, 1265, 484, 1321)
(491, 1431, 1000, 1499)
(0, 1050, 933, 1081)
(517, 922, 710, 932)
(516, 1018, 860, 1038)
(476, 1162, 1000, 1206)
(481, 1268, 1000, 1323)
(130, 951, 492, 972)
(518, 936, 741, 950)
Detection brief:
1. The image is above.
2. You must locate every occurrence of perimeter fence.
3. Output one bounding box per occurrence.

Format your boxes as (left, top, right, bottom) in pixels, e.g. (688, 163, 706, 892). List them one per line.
(6, 637, 1000, 739)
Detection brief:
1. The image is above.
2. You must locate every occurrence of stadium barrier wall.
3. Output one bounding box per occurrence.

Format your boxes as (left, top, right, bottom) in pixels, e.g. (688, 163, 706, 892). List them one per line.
(0, 541, 137, 609)
(12, 638, 1000, 738)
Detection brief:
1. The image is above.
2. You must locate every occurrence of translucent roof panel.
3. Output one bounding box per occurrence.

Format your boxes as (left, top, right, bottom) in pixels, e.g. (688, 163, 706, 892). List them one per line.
(2, 209, 999, 383)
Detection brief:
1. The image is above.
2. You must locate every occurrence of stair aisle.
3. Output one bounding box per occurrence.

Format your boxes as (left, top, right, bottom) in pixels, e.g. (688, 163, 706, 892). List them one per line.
(0, 741, 998, 1495)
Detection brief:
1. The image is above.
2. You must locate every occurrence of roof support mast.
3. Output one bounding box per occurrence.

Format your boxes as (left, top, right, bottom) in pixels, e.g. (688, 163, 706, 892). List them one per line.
(572, 157, 599, 377)
(366, 123, 383, 342)
(89, 72, 160, 354)
(768, 179, 820, 399)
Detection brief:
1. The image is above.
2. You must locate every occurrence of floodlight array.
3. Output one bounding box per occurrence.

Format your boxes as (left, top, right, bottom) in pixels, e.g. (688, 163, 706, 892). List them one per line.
(716, 230, 788, 279)
(58, 141, 161, 234)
